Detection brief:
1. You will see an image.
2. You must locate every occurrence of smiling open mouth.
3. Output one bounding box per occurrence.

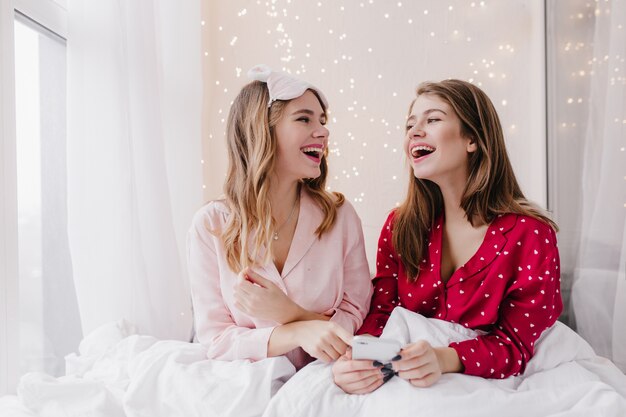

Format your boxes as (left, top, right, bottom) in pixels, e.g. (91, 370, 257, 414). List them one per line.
(301, 146, 323, 163)
(410, 145, 435, 159)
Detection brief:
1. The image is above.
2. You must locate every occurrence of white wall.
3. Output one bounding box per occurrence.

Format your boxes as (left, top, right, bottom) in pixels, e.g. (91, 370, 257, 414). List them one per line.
(201, 1, 547, 272)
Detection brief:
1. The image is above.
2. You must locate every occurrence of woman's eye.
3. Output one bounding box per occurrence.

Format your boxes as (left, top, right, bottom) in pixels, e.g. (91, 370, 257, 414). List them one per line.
(427, 118, 441, 124)
(405, 124, 414, 131)
(297, 117, 310, 123)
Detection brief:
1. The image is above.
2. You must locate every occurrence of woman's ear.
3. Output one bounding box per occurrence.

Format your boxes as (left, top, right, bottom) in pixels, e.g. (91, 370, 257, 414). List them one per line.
(466, 138, 478, 153)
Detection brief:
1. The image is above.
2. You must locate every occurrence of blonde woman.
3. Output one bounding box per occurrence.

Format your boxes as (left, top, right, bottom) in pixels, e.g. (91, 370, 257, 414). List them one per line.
(333, 79, 562, 393)
(187, 65, 372, 370)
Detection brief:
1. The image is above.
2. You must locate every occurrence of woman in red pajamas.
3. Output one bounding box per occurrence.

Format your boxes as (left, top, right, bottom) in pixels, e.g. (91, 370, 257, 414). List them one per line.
(332, 79, 563, 394)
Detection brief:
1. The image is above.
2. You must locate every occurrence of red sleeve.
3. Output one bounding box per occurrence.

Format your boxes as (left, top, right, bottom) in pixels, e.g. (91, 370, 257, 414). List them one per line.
(357, 212, 399, 336)
(450, 224, 563, 378)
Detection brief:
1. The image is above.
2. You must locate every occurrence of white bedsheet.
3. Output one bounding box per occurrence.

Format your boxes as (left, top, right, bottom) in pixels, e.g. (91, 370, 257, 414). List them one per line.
(2, 310, 625, 417)
(5, 320, 295, 417)
(263, 308, 626, 417)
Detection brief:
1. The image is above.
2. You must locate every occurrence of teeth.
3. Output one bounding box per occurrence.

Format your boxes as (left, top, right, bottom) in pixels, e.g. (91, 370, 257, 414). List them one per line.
(411, 145, 435, 157)
(301, 147, 322, 155)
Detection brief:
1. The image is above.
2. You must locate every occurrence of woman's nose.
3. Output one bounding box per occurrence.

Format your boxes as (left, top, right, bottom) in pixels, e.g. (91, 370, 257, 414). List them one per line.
(315, 125, 329, 138)
(409, 125, 425, 137)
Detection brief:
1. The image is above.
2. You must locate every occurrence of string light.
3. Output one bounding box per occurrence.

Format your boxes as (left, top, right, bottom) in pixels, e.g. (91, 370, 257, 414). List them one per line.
(200, 0, 625, 229)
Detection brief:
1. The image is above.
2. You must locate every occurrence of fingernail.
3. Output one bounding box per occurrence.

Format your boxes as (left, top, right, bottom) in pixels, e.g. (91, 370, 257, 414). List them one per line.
(381, 367, 394, 377)
(372, 360, 383, 367)
(382, 363, 393, 370)
(383, 373, 394, 383)
(391, 354, 402, 361)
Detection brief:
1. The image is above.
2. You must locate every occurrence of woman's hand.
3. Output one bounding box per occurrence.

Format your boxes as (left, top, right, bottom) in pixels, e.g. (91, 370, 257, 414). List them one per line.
(332, 349, 390, 394)
(268, 319, 352, 361)
(233, 268, 305, 324)
(391, 341, 462, 388)
(293, 320, 353, 362)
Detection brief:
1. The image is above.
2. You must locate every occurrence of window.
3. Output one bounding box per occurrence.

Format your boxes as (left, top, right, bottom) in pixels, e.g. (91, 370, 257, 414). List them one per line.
(1, 0, 79, 394)
(14, 14, 81, 379)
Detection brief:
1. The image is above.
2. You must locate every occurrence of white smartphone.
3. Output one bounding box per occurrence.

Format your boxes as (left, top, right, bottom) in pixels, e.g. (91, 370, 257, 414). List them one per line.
(351, 336, 401, 363)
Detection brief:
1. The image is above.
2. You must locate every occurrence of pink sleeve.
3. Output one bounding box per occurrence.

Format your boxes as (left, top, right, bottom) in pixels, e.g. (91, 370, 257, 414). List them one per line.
(450, 227, 563, 378)
(187, 210, 275, 361)
(357, 212, 399, 336)
(328, 205, 373, 333)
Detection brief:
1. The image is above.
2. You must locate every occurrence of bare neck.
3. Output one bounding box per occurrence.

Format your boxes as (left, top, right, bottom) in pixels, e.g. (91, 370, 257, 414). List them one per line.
(269, 177, 300, 221)
(439, 180, 468, 225)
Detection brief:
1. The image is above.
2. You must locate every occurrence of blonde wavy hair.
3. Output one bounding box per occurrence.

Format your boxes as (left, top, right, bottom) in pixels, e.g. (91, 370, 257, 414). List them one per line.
(220, 80, 344, 273)
(393, 79, 558, 282)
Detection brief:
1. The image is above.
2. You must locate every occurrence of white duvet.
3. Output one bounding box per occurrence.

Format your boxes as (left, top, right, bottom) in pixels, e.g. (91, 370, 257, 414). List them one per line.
(264, 308, 626, 417)
(1, 308, 625, 417)
(2, 321, 296, 417)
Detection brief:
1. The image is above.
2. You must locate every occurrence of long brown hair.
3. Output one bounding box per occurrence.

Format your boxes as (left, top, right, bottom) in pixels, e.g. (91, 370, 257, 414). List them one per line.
(220, 80, 344, 273)
(393, 79, 557, 282)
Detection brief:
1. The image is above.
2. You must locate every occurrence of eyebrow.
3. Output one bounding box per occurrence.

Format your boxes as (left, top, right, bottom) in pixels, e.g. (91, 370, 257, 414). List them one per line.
(291, 109, 326, 118)
(407, 108, 447, 120)
(424, 108, 447, 115)
(291, 109, 315, 116)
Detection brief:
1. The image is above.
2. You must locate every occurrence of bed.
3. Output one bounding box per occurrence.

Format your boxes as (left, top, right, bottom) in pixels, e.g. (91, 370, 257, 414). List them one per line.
(1, 308, 625, 416)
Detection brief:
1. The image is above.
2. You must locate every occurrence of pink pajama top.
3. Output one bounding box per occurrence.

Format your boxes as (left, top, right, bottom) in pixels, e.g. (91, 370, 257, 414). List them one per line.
(358, 211, 563, 379)
(187, 189, 372, 369)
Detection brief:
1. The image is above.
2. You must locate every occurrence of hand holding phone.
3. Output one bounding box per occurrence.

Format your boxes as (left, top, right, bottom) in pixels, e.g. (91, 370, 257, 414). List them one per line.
(351, 336, 401, 363)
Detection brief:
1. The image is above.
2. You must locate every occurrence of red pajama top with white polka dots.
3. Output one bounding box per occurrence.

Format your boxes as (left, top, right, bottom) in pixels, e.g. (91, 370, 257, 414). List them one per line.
(357, 211, 563, 379)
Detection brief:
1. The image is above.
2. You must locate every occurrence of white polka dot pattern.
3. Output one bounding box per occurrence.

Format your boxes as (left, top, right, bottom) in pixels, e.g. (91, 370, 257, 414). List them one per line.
(357, 211, 563, 379)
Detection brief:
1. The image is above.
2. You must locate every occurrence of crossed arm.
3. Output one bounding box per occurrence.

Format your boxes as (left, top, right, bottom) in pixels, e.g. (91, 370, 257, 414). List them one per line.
(234, 268, 353, 362)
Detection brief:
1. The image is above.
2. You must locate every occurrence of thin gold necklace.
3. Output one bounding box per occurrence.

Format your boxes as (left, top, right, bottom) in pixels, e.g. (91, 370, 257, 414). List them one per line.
(273, 195, 299, 241)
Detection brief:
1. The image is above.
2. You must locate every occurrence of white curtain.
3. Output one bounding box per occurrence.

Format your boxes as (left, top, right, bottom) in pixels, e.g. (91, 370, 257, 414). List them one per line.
(570, 0, 626, 371)
(66, 0, 203, 341)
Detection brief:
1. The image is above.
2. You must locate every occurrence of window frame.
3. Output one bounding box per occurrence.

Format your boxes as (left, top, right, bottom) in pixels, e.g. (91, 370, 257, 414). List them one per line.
(0, 0, 67, 395)
(0, 0, 20, 397)
(14, 0, 67, 40)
